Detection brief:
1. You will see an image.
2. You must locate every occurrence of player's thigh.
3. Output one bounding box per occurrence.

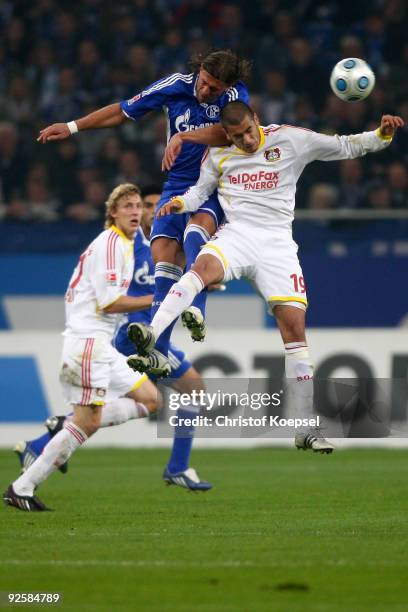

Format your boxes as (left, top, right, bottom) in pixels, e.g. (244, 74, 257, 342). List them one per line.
(255, 237, 308, 314)
(126, 376, 162, 414)
(113, 322, 137, 357)
(199, 223, 257, 284)
(106, 346, 151, 403)
(60, 337, 113, 408)
(171, 366, 205, 394)
(189, 191, 224, 236)
(150, 185, 189, 262)
(151, 236, 184, 267)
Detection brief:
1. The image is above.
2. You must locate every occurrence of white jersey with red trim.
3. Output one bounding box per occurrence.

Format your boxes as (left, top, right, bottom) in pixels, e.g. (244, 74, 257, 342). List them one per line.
(179, 124, 393, 230)
(63, 225, 134, 339)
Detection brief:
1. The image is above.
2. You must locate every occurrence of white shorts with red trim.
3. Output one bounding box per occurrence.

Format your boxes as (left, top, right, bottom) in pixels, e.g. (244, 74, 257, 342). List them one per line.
(198, 222, 308, 314)
(59, 336, 146, 406)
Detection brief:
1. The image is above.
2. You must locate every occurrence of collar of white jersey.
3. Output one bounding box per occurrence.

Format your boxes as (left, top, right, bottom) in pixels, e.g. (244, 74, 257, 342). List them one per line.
(233, 126, 265, 155)
(110, 224, 133, 243)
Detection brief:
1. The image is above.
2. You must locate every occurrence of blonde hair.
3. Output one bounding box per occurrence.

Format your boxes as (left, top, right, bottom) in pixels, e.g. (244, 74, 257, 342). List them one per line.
(104, 183, 141, 229)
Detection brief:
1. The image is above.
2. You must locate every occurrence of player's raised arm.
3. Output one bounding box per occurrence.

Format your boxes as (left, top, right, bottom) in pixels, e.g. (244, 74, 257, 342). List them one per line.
(296, 114, 404, 164)
(37, 103, 126, 143)
(162, 124, 230, 171)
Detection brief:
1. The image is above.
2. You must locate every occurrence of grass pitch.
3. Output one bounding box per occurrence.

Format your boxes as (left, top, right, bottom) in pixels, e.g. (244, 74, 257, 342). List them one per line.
(1, 448, 407, 611)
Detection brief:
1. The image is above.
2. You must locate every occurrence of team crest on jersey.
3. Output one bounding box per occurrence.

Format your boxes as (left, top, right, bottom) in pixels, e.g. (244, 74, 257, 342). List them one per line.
(264, 147, 281, 162)
(205, 105, 220, 119)
(127, 93, 141, 105)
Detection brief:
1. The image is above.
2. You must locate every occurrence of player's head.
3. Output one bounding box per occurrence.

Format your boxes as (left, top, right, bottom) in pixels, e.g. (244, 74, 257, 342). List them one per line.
(221, 101, 260, 154)
(192, 50, 251, 104)
(105, 183, 143, 238)
(141, 185, 161, 234)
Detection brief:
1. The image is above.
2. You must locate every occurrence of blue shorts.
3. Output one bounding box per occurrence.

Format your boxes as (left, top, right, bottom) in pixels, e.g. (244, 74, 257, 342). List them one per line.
(150, 181, 224, 244)
(113, 323, 192, 380)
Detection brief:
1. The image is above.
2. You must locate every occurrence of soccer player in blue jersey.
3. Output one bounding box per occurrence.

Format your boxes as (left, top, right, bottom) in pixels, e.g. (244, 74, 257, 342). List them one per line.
(114, 185, 212, 489)
(38, 50, 250, 373)
(14, 186, 212, 491)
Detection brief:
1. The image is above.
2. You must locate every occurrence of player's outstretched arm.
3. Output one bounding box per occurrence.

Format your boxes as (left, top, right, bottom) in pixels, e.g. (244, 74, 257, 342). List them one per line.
(37, 103, 126, 143)
(301, 114, 404, 163)
(162, 124, 230, 171)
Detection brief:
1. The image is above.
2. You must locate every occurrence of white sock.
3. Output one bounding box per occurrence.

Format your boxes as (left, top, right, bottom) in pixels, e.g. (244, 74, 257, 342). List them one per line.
(13, 422, 87, 496)
(100, 398, 149, 427)
(284, 342, 315, 426)
(151, 271, 204, 340)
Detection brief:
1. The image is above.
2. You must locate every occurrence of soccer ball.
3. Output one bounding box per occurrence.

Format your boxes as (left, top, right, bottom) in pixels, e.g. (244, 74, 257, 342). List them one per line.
(330, 58, 375, 102)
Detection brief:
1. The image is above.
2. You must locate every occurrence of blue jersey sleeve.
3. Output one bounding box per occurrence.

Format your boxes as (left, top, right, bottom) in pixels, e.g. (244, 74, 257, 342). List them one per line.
(220, 81, 250, 108)
(120, 73, 192, 121)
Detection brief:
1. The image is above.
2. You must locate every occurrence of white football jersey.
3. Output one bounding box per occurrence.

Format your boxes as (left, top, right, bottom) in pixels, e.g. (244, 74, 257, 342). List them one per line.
(179, 125, 392, 230)
(63, 225, 134, 339)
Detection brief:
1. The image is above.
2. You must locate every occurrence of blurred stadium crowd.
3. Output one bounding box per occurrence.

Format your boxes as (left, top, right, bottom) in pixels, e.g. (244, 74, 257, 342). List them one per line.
(0, 0, 407, 223)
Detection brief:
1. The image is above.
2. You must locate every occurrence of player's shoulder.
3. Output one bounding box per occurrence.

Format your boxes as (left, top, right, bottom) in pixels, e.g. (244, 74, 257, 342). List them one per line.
(220, 80, 248, 105)
(263, 123, 316, 144)
(142, 72, 195, 96)
(280, 124, 315, 137)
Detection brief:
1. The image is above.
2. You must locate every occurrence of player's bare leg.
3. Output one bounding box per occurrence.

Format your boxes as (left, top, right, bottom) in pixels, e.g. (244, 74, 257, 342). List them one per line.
(5, 383, 160, 511)
(274, 305, 334, 453)
(127, 254, 223, 374)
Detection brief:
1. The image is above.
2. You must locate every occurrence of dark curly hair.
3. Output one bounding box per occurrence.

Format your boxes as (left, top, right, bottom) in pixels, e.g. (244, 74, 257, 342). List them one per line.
(190, 50, 252, 85)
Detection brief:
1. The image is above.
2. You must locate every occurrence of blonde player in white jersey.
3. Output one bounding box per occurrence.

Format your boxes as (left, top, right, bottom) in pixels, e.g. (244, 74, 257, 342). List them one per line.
(127, 101, 403, 453)
(4, 184, 161, 512)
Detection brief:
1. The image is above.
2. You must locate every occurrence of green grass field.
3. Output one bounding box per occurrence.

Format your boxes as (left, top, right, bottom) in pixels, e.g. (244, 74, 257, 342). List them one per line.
(1, 448, 407, 611)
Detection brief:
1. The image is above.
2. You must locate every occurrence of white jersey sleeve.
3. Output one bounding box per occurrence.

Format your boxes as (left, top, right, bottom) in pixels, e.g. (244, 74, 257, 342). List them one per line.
(64, 227, 133, 339)
(290, 126, 393, 165)
(88, 233, 127, 310)
(178, 148, 220, 212)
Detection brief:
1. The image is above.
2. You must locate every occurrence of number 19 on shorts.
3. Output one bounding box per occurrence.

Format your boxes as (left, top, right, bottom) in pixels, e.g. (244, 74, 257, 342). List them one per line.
(290, 274, 306, 293)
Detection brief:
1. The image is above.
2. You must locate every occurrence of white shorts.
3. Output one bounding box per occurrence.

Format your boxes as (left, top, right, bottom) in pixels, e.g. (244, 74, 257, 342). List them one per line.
(60, 336, 147, 406)
(199, 222, 307, 313)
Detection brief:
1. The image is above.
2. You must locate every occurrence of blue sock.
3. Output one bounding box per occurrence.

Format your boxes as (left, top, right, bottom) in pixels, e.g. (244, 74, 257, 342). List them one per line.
(152, 262, 183, 356)
(28, 432, 51, 456)
(167, 407, 198, 473)
(184, 224, 209, 317)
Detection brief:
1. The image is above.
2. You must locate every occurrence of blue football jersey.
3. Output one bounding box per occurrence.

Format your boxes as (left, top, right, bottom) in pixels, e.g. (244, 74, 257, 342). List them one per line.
(127, 227, 154, 325)
(120, 72, 249, 184)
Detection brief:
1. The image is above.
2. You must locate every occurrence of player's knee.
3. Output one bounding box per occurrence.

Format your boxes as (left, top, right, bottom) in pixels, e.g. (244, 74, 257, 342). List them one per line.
(151, 238, 182, 265)
(189, 212, 217, 236)
(192, 256, 222, 285)
(74, 408, 101, 437)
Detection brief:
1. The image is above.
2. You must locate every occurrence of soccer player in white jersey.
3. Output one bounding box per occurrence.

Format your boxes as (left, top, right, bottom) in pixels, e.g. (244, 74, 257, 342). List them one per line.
(127, 101, 404, 453)
(4, 184, 162, 511)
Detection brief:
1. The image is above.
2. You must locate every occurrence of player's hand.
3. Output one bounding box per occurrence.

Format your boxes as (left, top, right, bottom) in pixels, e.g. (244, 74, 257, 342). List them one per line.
(379, 115, 404, 138)
(162, 133, 184, 171)
(156, 198, 184, 218)
(37, 123, 71, 144)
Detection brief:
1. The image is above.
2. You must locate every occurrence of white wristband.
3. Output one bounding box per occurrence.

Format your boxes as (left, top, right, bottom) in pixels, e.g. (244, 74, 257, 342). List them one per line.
(67, 121, 78, 135)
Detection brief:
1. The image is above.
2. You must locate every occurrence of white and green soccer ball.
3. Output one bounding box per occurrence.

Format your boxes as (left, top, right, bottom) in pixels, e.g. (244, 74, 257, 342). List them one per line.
(330, 58, 375, 102)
